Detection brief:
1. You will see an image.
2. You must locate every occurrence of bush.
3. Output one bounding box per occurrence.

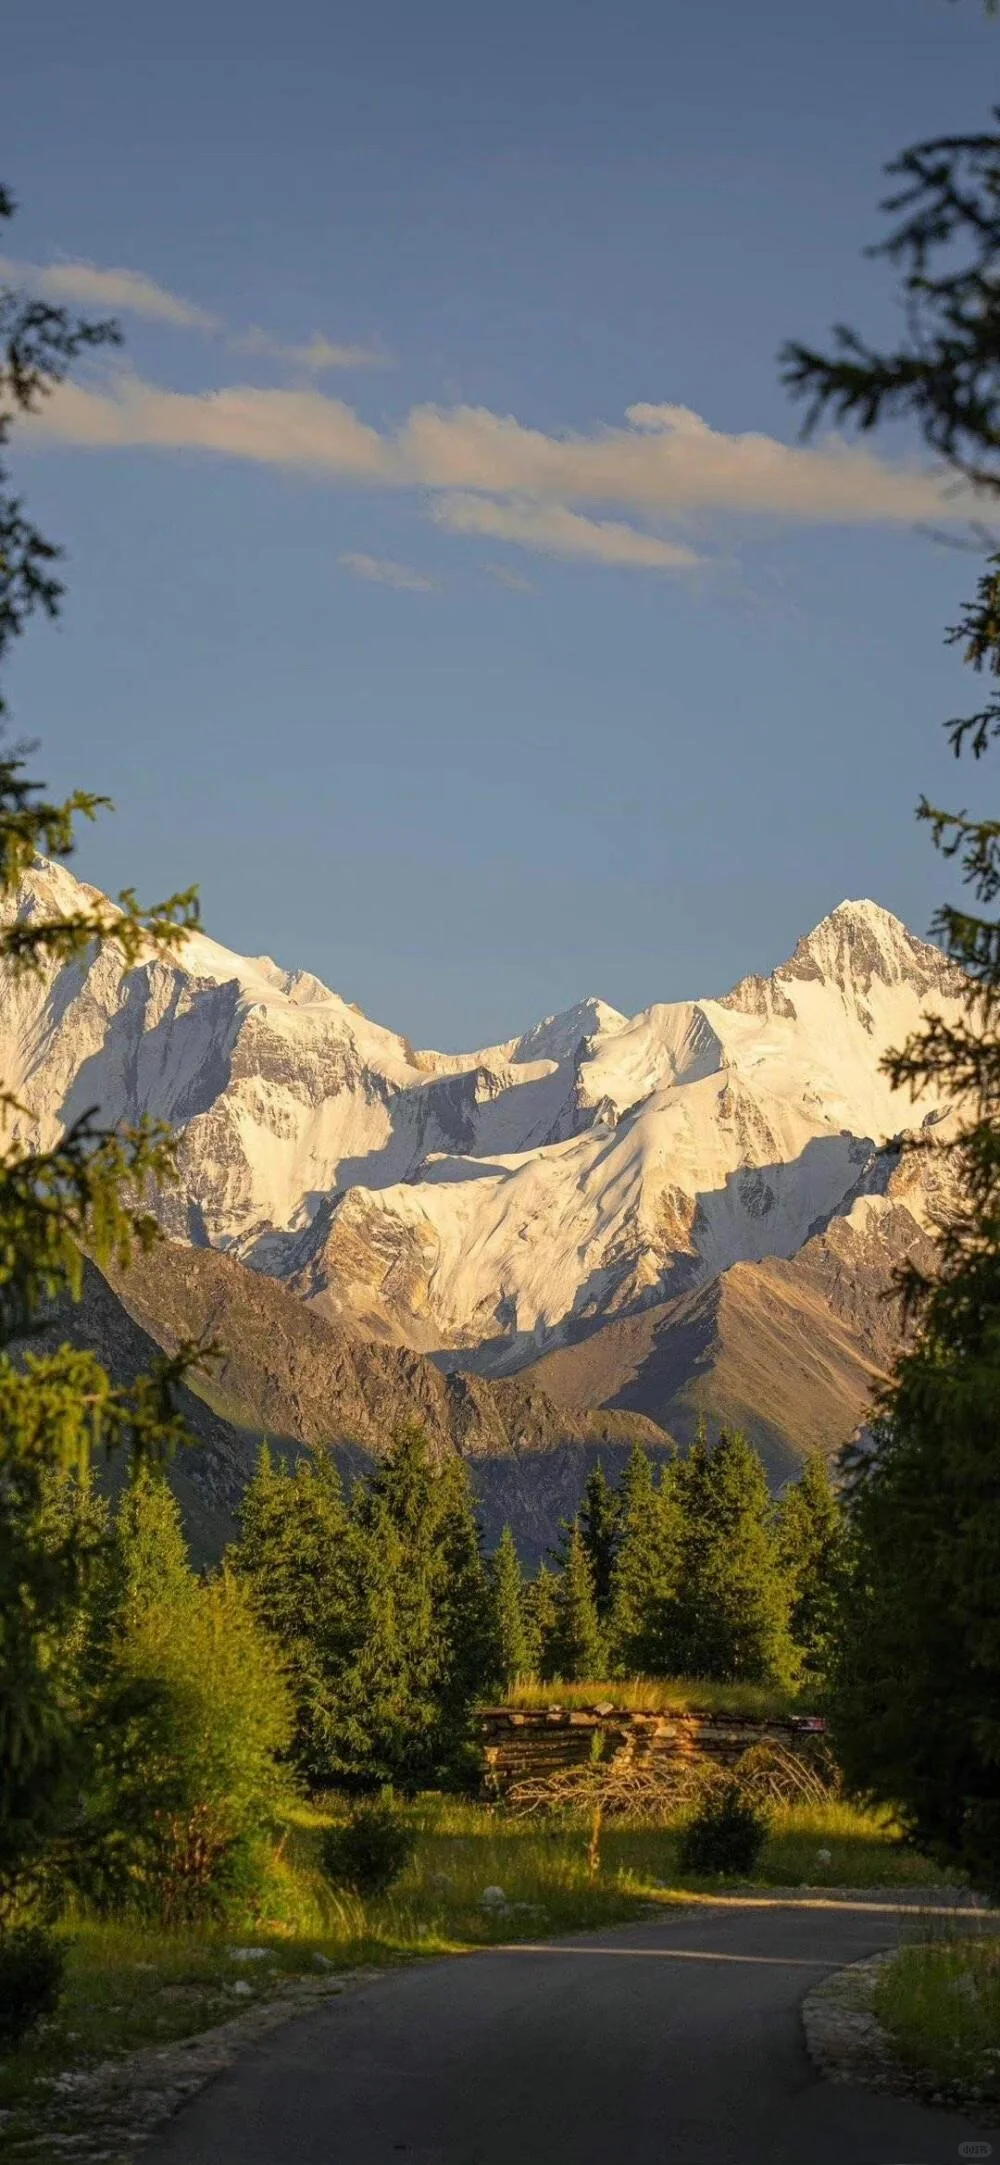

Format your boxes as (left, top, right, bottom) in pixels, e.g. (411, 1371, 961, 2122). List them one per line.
(321, 1800, 416, 1898)
(677, 1779, 769, 1879)
(0, 1926, 65, 2049)
(76, 1563, 295, 1926)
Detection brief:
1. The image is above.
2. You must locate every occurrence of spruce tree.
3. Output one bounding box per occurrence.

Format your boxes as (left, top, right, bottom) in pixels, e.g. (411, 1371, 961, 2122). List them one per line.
(113, 1466, 199, 1625)
(233, 1447, 360, 1785)
(0, 210, 201, 1931)
(776, 1456, 844, 1685)
(312, 1426, 495, 1791)
(669, 1428, 793, 1685)
(606, 1446, 682, 1677)
(523, 1563, 558, 1680)
(579, 1463, 620, 1621)
(431, 1454, 498, 1776)
(545, 1524, 604, 1683)
(489, 1526, 531, 1690)
(782, 78, 1000, 1886)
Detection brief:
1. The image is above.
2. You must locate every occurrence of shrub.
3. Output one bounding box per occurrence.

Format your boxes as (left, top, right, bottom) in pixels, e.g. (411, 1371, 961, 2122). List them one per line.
(76, 1555, 294, 1926)
(677, 1779, 769, 1878)
(321, 1800, 416, 1898)
(0, 1926, 65, 2049)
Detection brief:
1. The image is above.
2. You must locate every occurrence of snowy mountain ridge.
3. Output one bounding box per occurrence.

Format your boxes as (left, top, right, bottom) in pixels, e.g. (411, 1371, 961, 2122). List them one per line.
(0, 861, 965, 1374)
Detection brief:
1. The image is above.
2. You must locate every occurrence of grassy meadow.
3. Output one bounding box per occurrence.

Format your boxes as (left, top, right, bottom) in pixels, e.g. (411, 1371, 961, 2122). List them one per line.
(0, 1787, 950, 2157)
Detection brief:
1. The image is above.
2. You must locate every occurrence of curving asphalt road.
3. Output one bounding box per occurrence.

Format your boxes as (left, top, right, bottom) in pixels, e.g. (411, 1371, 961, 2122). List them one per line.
(147, 1897, 995, 2165)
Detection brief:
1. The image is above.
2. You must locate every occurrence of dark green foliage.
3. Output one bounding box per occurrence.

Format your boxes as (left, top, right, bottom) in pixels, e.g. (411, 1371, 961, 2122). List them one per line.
(522, 1564, 558, 1678)
(345, 1431, 496, 1790)
(489, 1527, 531, 1688)
(578, 1464, 620, 1620)
(74, 1476, 292, 1924)
(783, 89, 1000, 1889)
(0, 205, 205, 1976)
(606, 1446, 682, 1676)
(234, 1449, 360, 1784)
(234, 1427, 496, 1794)
(320, 1800, 417, 1899)
(830, 1401, 1000, 1893)
(776, 1457, 845, 1682)
(677, 1780, 769, 1880)
(0, 1454, 111, 1922)
(668, 1429, 793, 1685)
(543, 1524, 604, 1682)
(0, 1925, 65, 2047)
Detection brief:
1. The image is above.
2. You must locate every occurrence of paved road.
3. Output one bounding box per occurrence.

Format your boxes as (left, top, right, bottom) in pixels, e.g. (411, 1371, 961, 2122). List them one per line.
(148, 1899, 995, 2165)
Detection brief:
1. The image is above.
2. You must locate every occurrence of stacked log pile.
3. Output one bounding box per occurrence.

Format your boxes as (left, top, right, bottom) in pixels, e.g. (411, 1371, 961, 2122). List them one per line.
(480, 1704, 823, 1795)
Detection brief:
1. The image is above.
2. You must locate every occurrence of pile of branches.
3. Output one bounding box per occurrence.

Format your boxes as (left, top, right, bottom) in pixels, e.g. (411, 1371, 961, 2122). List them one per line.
(507, 1753, 707, 1823)
(505, 1737, 838, 1823)
(733, 1739, 840, 1808)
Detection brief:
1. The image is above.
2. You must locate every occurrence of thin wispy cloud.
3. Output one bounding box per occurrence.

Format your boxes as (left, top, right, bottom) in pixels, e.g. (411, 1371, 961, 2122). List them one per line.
(339, 551, 436, 591)
(433, 494, 701, 568)
(233, 328, 390, 372)
(0, 254, 219, 331)
(0, 254, 386, 374)
(26, 367, 971, 575)
(486, 563, 533, 592)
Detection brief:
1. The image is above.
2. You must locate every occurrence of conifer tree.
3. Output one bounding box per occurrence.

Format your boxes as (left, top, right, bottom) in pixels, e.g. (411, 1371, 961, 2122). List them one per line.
(669, 1428, 793, 1685)
(606, 1446, 682, 1677)
(779, 71, 1000, 1879)
(578, 1463, 620, 1621)
(782, 74, 1000, 1886)
(545, 1523, 604, 1682)
(523, 1563, 558, 1679)
(776, 1456, 844, 1684)
(488, 1526, 531, 1689)
(113, 1466, 199, 1625)
(233, 1447, 360, 1784)
(0, 206, 201, 1933)
(253, 1426, 495, 1792)
(342, 1425, 451, 1789)
(430, 1454, 498, 1773)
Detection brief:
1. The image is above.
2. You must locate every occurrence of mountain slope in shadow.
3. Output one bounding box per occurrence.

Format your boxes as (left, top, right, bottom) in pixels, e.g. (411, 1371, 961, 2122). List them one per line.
(31, 1240, 672, 1564)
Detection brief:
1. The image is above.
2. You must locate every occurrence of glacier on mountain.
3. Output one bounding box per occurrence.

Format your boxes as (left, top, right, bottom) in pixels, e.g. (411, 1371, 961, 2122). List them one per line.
(0, 860, 965, 1371)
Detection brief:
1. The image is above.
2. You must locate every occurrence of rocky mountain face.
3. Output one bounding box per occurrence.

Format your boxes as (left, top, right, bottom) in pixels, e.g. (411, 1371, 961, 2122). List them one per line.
(522, 1145, 949, 1483)
(2, 858, 965, 1500)
(32, 1242, 670, 1564)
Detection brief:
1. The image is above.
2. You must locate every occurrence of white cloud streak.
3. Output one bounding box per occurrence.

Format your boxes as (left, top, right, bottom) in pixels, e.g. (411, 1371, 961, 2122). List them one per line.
(432, 493, 702, 568)
(24, 368, 971, 574)
(35, 376, 387, 475)
(0, 254, 219, 330)
(232, 328, 389, 371)
(339, 551, 435, 591)
(0, 255, 385, 372)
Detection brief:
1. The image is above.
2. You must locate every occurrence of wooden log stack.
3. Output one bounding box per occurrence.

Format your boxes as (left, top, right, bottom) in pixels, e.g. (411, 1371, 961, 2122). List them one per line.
(479, 1704, 824, 1795)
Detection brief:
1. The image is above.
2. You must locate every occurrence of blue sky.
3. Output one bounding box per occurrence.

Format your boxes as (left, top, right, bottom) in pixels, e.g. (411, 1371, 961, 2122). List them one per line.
(4, 0, 997, 1046)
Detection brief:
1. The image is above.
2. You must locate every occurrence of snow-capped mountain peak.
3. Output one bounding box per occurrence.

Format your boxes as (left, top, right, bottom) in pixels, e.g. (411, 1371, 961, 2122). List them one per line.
(0, 859, 966, 1368)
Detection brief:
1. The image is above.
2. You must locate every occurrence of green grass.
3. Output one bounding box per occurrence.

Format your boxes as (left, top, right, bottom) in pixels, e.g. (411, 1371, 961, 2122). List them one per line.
(0, 1793, 947, 2159)
(874, 1931, 1000, 2106)
(501, 1676, 810, 1719)
(595, 1800, 949, 1893)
